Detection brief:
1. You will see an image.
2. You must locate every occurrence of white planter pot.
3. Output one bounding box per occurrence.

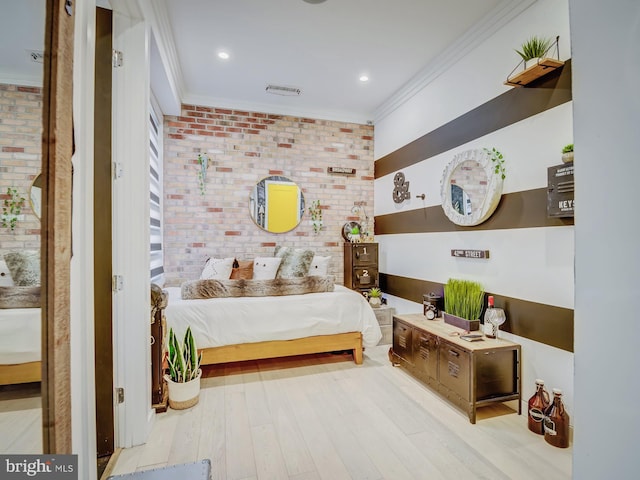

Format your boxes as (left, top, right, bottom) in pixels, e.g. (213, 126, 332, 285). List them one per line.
(369, 297, 381, 308)
(165, 369, 201, 410)
(562, 152, 574, 163)
(525, 57, 540, 69)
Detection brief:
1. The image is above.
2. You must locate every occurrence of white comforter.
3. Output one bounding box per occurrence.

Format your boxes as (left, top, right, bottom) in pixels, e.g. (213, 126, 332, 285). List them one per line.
(164, 284, 382, 349)
(0, 308, 41, 364)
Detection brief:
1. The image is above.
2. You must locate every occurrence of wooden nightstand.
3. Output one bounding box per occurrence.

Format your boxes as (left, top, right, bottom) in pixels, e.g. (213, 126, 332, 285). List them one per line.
(372, 305, 395, 345)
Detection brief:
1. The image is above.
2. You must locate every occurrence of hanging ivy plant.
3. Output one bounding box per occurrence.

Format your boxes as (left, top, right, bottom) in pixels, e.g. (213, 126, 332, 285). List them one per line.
(484, 147, 506, 180)
(1, 187, 26, 231)
(197, 153, 210, 195)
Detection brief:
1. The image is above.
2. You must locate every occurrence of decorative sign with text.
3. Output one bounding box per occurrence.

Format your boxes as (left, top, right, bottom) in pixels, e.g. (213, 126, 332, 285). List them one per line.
(451, 249, 490, 259)
(327, 167, 356, 175)
(547, 163, 575, 218)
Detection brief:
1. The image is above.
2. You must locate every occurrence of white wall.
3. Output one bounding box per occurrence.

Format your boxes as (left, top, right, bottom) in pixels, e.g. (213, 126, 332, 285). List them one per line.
(374, 0, 575, 415)
(71, 1, 97, 478)
(111, 7, 154, 447)
(571, 0, 640, 478)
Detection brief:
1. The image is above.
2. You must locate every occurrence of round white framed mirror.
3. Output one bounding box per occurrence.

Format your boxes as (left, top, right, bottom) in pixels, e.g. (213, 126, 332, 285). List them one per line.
(249, 175, 305, 233)
(440, 149, 504, 226)
(30, 173, 43, 219)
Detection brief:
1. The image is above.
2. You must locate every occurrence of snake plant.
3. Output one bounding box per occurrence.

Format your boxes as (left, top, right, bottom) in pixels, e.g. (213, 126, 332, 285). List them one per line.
(167, 326, 202, 383)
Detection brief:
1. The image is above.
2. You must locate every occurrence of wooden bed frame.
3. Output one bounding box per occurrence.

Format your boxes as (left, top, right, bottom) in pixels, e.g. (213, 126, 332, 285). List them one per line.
(0, 361, 42, 386)
(199, 331, 364, 366)
(150, 285, 364, 411)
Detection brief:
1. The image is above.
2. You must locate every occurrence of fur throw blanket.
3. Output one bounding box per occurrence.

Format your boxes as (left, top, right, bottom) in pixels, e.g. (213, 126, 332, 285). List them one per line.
(0, 286, 41, 309)
(181, 275, 335, 300)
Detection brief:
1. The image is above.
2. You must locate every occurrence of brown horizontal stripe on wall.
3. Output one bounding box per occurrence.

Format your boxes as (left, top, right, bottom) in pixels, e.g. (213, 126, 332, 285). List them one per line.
(375, 60, 572, 178)
(380, 273, 574, 352)
(375, 188, 573, 235)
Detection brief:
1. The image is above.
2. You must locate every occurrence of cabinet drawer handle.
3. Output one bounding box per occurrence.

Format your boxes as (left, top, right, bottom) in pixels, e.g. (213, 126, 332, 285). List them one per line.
(448, 349, 459, 357)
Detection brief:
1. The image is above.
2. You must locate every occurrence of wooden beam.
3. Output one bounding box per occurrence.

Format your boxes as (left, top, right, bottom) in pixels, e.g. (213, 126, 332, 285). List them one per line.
(41, 0, 74, 454)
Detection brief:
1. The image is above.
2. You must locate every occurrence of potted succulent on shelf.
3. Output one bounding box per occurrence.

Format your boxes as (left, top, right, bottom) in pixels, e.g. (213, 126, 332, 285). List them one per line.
(562, 143, 574, 163)
(164, 326, 202, 410)
(443, 278, 485, 331)
(516, 35, 553, 68)
(368, 287, 382, 308)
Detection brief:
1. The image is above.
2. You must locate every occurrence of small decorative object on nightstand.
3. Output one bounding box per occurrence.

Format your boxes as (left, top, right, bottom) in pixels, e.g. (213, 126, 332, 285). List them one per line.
(368, 287, 382, 308)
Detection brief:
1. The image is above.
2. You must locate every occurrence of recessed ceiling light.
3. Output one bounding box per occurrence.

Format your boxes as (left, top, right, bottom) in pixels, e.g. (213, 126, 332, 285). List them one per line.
(218, 51, 230, 60)
(359, 75, 369, 82)
(303, 0, 327, 4)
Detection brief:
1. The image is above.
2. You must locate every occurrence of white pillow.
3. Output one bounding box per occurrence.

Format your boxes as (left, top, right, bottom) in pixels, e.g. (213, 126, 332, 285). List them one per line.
(0, 260, 14, 286)
(252, 257, 282, 280)
(200, 257, 234, 280)
(308, 255, 331, 276)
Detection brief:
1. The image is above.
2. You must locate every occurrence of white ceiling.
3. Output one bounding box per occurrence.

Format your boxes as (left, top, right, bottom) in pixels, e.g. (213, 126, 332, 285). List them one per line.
(155, 0, 529, 124)
(0, 0, 45, 87)
(0, 0, 535, 124)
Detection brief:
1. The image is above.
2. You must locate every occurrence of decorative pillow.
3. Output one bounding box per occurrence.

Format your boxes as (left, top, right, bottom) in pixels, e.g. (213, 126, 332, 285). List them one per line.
(181, 275, 335, 299)
(230, 259, 254, 280)
(200, 257, 234, 280)
(0, 260, 15, 287)
(0, 285, 41, 308)
(308, 255, 331, 277)
(274, 246, 314, 278)
(3, 251, 40, 286)
(252, 257, 282, 280)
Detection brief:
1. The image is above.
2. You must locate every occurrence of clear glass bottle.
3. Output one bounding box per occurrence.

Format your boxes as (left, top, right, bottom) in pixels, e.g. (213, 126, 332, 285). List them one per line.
(483, 295, 506, 338)
(544, 388, 570, 448)
(527, 379, 550, 435)
(483, 296, 495, 337)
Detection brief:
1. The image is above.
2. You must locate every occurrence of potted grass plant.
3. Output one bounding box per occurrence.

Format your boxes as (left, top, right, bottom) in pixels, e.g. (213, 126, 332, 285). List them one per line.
(443, 278, 485, 331)
(164, 326, 202, 410)
(516, 36, 553, 68)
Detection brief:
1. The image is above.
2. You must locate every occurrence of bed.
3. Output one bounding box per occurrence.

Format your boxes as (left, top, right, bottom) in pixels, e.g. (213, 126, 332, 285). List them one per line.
(0, 257, 42, 385)
(162, 283, 382, 366)
(0, 307, 41, 385)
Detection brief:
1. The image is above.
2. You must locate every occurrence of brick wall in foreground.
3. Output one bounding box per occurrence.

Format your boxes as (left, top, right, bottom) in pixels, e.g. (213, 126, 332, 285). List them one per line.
(163, 105, 375, 286)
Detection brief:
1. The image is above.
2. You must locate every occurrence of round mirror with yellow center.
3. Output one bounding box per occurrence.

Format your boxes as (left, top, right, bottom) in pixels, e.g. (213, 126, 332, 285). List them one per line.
(30, 173, 43, 220)
(249, 175, 305, 233)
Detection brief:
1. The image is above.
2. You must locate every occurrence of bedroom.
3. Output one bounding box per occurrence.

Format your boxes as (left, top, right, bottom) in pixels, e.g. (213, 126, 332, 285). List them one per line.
(1, 0, 639, 479)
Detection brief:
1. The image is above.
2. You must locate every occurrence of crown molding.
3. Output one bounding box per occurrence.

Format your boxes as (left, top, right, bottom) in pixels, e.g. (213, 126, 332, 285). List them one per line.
(0, 73, 42, 88)
(181, 93, 372, 125)
(373, 0, 538, 124)
(136, 0, 184, 113)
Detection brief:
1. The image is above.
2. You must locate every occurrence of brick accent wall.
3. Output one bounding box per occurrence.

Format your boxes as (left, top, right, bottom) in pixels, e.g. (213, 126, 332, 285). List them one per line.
(0, 84, 42, 255)
(163, 105, 375, 286)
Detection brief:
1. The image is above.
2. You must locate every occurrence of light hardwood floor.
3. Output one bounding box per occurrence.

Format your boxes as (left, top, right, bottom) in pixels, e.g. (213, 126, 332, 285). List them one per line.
(0, 382, 42, 454)
(109, 345, 572, 480)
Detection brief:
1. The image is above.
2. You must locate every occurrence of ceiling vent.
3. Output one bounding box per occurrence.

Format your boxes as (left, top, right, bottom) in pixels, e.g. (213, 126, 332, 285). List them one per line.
(28, 50, 44, 63)
(265, 84, 301, 96)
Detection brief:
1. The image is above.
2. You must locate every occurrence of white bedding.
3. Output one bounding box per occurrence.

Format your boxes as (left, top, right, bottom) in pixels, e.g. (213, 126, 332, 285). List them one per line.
(164, 284, 382, 349)
(0, 308, 41, 364)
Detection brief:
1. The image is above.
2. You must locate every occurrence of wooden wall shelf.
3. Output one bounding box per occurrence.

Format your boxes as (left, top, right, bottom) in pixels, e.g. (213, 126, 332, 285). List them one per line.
(504, 58, 565, 87)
